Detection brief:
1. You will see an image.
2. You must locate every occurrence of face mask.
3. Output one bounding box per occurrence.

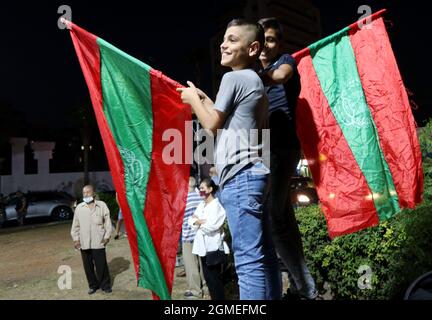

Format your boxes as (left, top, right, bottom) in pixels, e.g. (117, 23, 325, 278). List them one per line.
(199, 191, 209, 198)
(83, 196, 94, 204)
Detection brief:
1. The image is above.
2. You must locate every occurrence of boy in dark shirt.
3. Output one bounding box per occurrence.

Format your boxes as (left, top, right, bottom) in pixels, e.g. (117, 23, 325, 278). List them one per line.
(258, 17, 319, 300)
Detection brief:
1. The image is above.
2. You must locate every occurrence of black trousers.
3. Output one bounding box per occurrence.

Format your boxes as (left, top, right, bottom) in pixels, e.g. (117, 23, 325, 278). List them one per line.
(201, 256, 225, 300)
(80, 248, 111, 291)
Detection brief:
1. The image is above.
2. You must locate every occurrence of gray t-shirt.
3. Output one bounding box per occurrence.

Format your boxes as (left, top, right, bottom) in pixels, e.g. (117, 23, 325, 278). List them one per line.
(213, 69, 270, 188)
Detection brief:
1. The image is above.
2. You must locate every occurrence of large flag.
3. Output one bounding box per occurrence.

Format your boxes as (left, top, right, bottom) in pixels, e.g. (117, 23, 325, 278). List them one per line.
(65, 21, 191, 299)
(293, 10, 423, 238)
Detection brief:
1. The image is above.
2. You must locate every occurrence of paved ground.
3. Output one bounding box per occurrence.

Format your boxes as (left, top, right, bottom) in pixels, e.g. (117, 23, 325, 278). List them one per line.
(0, 222, 198, 300)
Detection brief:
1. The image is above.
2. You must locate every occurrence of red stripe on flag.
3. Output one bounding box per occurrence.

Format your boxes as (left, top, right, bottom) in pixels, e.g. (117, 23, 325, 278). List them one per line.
(349, 18, 423, 208)
(295, 51, 379, 238)
(144, 69, 191, 298)
(69, 23, 141, 276)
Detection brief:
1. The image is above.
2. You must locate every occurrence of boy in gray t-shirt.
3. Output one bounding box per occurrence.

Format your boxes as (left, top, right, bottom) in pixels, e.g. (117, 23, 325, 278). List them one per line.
(177, 19, 281, 300)
(213, 68, 269, 188)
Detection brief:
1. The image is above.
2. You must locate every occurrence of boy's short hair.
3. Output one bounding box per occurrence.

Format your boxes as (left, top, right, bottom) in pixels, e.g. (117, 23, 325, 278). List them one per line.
(226, 18, 265, 50)
(258, 17, 284, 40)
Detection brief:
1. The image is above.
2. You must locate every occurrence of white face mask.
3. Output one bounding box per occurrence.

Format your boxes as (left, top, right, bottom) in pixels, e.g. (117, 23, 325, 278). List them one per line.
(83, 196, 94, 204)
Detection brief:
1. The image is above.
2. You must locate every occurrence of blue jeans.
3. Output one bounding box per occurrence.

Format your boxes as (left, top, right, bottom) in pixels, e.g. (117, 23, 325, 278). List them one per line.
(219, 162, 281, 300)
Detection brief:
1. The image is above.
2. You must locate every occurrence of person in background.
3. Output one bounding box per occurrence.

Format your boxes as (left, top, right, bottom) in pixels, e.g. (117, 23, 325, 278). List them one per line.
(71, 184, 113, 294)
(15, 191, 27, 226)
(181, 176, 208, 299)
(114, 193, 126, 240)
(189, 178, 229, 300)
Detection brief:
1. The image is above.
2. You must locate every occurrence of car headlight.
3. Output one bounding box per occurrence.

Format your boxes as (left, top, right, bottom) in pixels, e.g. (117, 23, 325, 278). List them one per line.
(297, 194, 310, 204)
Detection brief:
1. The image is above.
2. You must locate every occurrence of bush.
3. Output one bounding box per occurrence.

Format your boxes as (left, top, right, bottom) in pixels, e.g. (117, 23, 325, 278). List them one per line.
(419, 118, 432, 202)
(96, 191, 119, 221)
(296, 203, 432, 299)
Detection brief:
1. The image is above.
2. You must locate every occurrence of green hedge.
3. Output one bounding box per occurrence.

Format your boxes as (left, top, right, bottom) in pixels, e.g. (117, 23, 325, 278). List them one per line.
(419, 118, 432, 203)
(96, 192, 119, 221)
(296, 203, 432, 299)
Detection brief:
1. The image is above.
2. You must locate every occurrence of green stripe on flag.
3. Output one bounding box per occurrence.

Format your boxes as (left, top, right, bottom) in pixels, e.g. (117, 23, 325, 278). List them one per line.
(309, 31, 400, 220)
(97, 38, 169, 297)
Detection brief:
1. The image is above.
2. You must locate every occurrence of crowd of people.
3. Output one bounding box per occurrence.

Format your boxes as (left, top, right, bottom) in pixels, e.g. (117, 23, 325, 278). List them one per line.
(177, 17, 318, 300)
(70, 17, 319, 300)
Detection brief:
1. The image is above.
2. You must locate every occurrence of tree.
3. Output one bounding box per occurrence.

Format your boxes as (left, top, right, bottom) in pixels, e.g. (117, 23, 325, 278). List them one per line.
(69, 102, 98, 185)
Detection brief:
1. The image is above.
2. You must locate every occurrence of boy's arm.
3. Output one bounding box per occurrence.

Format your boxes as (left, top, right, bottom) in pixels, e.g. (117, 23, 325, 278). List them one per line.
(177, 81, 227, 134)
(261, 63, 294, 86)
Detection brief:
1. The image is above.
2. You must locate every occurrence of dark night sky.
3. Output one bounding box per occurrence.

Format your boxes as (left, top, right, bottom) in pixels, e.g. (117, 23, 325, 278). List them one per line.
(1, 0, 431, 134)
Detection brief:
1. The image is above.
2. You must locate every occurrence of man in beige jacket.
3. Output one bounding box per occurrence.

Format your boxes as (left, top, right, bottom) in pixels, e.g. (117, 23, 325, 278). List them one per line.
(71, 184, 112, 294)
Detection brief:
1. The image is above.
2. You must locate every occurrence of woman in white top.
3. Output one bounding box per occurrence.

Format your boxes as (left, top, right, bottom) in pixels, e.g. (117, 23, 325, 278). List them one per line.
(188, 178, 229, 300)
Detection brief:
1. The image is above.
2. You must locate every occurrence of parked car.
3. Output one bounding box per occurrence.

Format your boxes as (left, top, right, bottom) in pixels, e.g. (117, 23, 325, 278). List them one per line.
(1, 191, 75, 227)
(290, 176, 319, 208)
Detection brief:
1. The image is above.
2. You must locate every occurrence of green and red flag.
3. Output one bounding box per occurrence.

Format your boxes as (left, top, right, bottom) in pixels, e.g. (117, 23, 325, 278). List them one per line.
(293, 10, 423, 238)
(65, 21, 191, 299)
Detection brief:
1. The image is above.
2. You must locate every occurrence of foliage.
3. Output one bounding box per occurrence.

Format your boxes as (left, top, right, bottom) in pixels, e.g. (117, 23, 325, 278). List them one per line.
(418, 118, 432, 202)
(96, 191, 119, 221)
(296, 203, 432, 299)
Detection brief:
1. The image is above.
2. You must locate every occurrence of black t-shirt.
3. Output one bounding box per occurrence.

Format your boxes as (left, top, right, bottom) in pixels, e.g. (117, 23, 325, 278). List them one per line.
(263, 54, 301, 150)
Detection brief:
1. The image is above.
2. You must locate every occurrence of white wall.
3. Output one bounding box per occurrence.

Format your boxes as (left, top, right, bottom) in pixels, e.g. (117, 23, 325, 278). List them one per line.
(0, 137, 114, 197)
(0, 171, 113, 197)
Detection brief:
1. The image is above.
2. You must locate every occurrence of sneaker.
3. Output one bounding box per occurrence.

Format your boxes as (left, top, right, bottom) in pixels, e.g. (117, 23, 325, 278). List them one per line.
(114, 235, 119, 240)
(184, 291, 200, 299)
(103, 288, 112, 294)
(299, 290, 323, 300)
(282, 291, 301, 300)
(88, 288, 98, 295)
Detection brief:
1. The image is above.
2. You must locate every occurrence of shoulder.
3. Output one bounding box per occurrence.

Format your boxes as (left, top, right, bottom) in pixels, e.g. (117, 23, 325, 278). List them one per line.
(220, 71, 240, 86)
(74, 202, 86, 214)
(188, 194, 202, 206)
(188, 191, 200, 198)
(76, 202, 86, 209)
(95, 200, 109, 209)
(210, 198, 225, 212)
(278, 54, 296, 68)
(221, 70, 236, 80)
(222, 70, 259, 83)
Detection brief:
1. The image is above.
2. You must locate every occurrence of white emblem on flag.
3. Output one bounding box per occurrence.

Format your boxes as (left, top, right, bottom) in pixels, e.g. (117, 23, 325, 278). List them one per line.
(119, 146, 144, 187)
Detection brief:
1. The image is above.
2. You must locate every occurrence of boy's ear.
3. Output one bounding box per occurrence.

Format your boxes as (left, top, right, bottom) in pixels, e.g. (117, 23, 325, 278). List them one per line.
(248, 41, 261, 58)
